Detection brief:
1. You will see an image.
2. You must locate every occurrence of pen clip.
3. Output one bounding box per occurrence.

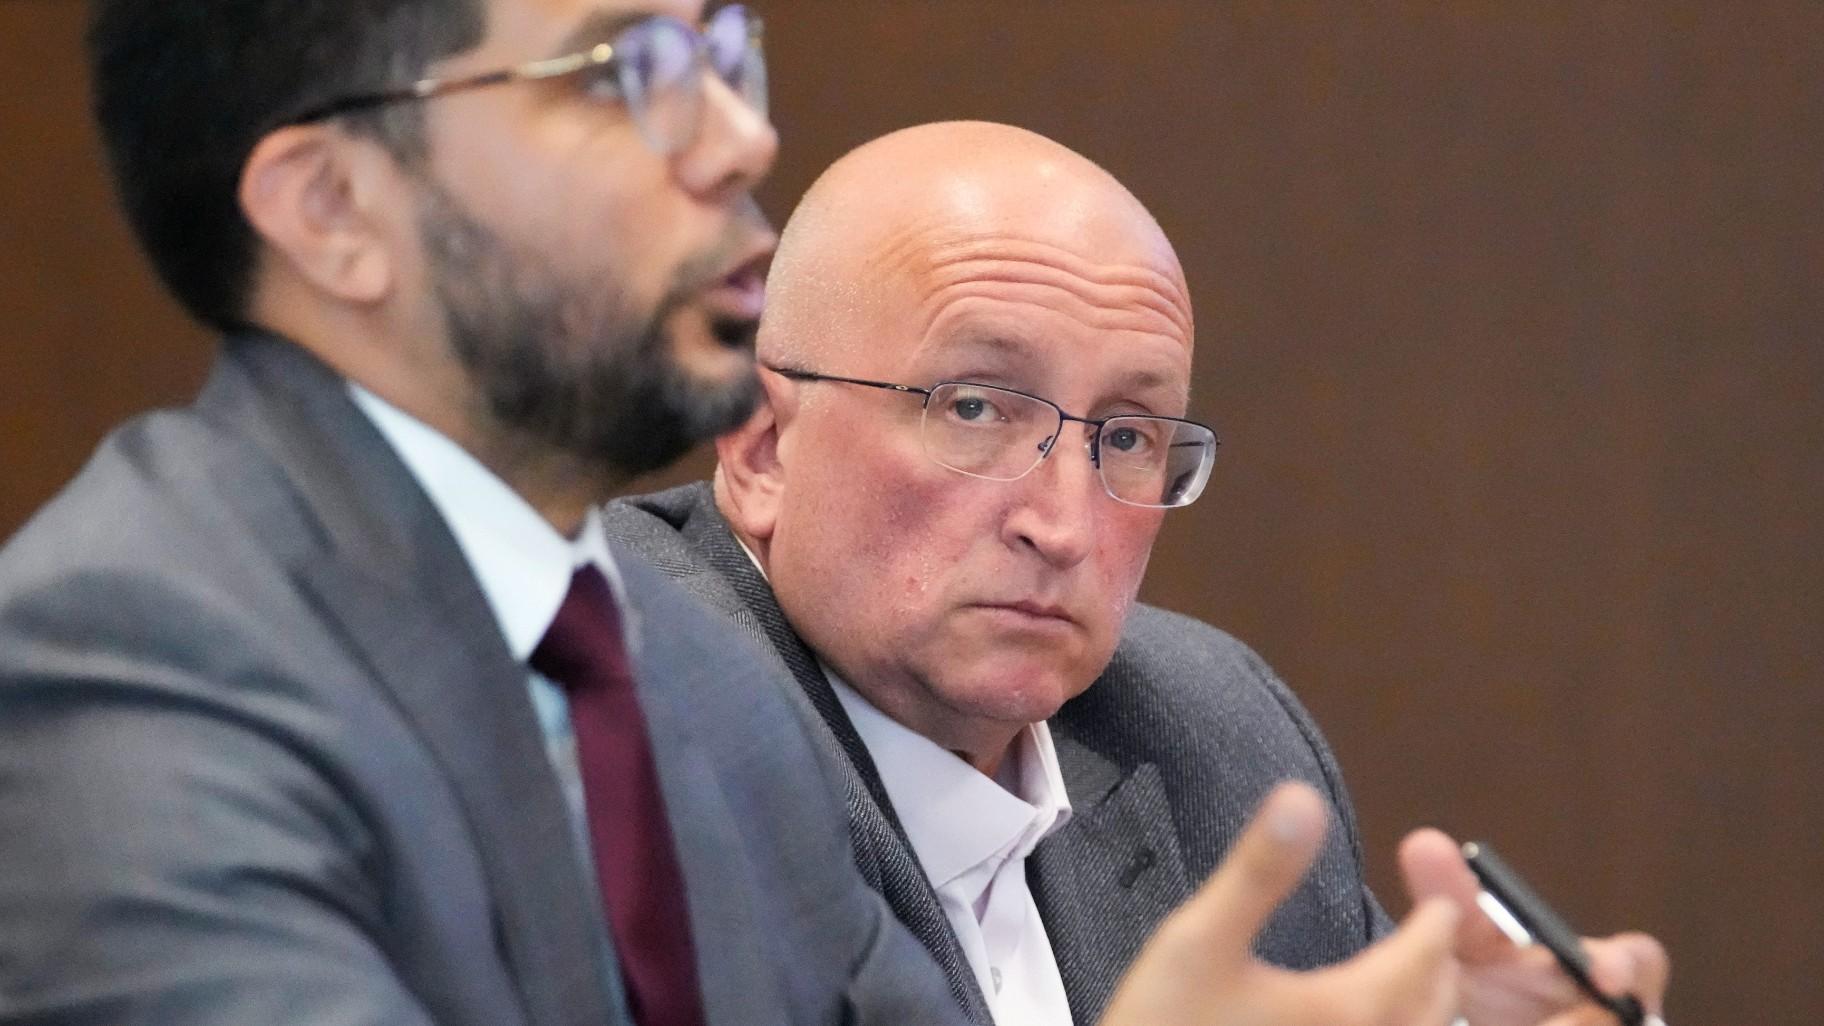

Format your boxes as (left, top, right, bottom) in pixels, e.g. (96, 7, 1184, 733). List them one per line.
(1474, 889, 1534, 947)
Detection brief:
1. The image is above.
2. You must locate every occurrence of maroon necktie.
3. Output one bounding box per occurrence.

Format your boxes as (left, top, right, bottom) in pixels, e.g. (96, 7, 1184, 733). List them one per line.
(530, 565, 706, 1026)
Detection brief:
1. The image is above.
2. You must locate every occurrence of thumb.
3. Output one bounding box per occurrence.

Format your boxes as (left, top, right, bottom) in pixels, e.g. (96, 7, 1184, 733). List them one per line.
(1167, 781, 1330, 967)
(1398, 826, 1515, 961)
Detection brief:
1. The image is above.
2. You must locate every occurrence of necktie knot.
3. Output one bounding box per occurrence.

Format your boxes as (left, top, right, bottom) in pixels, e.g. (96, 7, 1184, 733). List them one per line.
(530, 564, 627, 695)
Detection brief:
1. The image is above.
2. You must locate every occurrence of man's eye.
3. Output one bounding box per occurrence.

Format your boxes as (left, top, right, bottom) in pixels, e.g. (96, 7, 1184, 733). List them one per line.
(947, 394, 1004, 423)
(953, 397, 990, 420)
(578, 64, 623, 101)
(1105, 425, 1153, 454)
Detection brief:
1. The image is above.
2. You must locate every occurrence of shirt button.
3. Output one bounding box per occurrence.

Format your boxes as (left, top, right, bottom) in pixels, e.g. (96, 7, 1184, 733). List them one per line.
(991, 967, 1003, 992)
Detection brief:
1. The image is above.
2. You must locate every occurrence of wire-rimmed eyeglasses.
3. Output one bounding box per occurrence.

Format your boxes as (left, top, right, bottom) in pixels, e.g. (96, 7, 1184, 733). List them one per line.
(279, 4, 765, 157)
(768, 365, 1219, 509)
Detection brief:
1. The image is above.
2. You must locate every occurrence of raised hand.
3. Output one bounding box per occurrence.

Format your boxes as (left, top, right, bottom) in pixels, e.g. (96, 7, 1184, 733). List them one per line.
(1102, 782, 1463, 1026)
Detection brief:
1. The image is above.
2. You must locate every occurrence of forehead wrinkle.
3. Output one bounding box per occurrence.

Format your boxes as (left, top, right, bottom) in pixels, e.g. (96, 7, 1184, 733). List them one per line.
(910, 237, 1194, 343)
(868, 217, 948, 286)
(917, 277, 1187, 345)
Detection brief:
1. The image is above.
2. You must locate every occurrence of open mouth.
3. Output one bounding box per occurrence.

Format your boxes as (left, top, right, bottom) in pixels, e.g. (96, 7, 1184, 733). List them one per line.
(700, 247, 773, 346)
(710, 315, 758, 351)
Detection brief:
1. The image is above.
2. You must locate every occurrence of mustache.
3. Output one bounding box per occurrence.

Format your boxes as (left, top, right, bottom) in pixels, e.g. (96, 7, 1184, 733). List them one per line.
(664, 194, 775, 307)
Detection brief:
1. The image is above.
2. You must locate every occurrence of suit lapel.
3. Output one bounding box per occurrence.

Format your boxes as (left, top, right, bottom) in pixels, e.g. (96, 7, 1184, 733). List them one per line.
(622, 487, 995, 1025)
(299, 562, 617, 1026)
(215, 336, 619, 1026)
(1031, 733, 1193, 1026)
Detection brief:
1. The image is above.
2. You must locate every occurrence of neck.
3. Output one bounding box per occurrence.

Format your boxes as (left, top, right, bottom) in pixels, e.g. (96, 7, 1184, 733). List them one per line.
(955, 737, 1019, 780)
(852, 672, 1025, 779)
(463, 423, 626, 537)
(348, 370, 624, 537)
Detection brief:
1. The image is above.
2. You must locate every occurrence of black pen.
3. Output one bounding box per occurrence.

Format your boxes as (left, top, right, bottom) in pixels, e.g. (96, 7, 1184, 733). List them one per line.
(1461, 842, 1664, 1026)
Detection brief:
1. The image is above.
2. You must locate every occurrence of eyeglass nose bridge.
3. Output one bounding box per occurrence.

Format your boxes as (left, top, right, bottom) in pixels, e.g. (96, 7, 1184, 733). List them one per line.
(1034, 413, 1106, 469)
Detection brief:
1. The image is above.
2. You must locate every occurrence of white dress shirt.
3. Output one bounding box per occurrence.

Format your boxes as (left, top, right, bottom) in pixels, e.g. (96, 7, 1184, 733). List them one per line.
(831, 677, 1076, 1025)
(348, 385, 631, 1006)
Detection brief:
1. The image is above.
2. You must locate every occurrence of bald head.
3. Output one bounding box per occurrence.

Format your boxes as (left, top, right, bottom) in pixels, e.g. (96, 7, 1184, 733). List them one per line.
(758, 121, 1193, 371)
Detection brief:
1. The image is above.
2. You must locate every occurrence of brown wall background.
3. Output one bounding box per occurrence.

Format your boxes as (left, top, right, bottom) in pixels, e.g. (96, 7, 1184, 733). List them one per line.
(5, 1, 1820, 1021)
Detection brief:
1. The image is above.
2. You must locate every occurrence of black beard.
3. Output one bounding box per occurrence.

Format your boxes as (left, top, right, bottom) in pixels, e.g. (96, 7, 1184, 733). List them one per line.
(417, 179, 762, 478)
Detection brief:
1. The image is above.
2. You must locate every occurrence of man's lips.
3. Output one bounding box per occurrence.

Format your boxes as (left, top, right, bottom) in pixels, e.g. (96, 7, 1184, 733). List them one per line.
(700, 242, 775, 323)
(968, 599, 1078, 627)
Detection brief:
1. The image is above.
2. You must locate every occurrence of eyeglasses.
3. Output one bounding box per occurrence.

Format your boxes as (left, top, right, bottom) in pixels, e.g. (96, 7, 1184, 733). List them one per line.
(768, 366, 1219, 509)
(280, 4, 766, 156)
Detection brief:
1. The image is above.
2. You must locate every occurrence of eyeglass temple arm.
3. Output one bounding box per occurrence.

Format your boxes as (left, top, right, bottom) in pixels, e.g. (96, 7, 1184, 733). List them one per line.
(763, 366, 932, 398)
(283, 46, 614, 126)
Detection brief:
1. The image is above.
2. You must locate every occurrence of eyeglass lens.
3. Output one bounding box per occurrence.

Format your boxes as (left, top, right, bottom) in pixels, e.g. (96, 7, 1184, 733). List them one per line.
(705, 4, 767, 114)
(616, 5, 765, 154)
(920, 383, 1214, 508)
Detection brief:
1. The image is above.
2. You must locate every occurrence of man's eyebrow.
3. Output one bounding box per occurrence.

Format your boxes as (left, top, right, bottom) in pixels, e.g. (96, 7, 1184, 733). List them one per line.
(1115, 367, 1181, 397)
(945, 333, 1033, 363)
(940, 334, 1189, 403)
(549, 9, 656, 58)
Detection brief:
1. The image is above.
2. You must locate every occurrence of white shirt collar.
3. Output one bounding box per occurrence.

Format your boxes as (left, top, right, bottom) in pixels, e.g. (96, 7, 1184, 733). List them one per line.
(730, 532, 1073, 885)
(733, 534, 1071, 1014)
(828, 675, 1072, 889)
(348, 384, 629, 659)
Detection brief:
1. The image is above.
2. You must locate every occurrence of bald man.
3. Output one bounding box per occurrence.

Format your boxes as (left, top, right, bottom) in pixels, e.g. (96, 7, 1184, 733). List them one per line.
(607, 122, 1668, 1026)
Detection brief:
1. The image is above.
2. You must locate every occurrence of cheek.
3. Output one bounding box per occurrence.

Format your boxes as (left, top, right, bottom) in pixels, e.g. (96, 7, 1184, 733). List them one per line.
(769, 442, 968, 671)
(547, 186, 652, 287)
(1089, 511, 1164, 628)
(781, 423, 911, 567)
(801, 442, 992, 631)
(856, 471, 967, 604)
(522, 133, 681, 302)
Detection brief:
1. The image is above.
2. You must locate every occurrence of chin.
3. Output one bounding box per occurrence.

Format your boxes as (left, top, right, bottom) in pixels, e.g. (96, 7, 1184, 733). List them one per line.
(679, 343, 754, 391)
(656, 305, 756, 393)
(944, 669, 1082, 727)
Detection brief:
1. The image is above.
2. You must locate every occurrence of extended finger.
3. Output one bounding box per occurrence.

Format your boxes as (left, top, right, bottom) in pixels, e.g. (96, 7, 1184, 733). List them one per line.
(1585, 932, 1671, 1013)
(1398, 827, 1521, 962)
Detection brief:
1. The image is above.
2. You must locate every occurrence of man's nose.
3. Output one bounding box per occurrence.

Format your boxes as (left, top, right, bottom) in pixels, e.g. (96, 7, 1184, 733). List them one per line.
(672, 71, 778, 201)
(1000, 425, 1100, 570)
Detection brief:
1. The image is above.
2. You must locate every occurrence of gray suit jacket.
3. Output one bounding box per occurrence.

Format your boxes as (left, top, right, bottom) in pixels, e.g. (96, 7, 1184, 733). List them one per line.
(0, 334, 961, 1025)
(605, 483, 1393, 1025)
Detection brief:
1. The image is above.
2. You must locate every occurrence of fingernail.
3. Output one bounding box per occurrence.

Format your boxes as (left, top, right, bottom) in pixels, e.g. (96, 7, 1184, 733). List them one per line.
(1267, 798, 1312, 843)
(1268, 807, 1303, 842)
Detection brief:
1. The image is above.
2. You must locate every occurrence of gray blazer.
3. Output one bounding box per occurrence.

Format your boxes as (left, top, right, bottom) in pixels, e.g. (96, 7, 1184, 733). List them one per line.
(605, 483, 1393, 1025)
(0, 334, 961, 1026)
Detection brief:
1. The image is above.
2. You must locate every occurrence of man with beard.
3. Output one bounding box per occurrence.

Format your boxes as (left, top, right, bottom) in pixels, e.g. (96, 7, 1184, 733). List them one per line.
(609, 121, 1671, 1026)
(0, 1, 950, 1023)
(0, 1, 1497, 1024)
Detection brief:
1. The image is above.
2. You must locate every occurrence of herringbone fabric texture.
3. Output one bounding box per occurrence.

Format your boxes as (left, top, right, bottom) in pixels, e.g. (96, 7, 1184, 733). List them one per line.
(602, 482, 1390, 1026)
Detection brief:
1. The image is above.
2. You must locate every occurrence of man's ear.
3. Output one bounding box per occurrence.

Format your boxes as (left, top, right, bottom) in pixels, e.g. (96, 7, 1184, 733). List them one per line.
(238, 125, 401, 306)
(714, 371, 796, 544)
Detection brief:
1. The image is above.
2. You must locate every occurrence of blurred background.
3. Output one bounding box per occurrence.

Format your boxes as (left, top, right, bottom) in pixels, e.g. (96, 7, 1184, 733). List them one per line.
(4, 1, 1820, 1021)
